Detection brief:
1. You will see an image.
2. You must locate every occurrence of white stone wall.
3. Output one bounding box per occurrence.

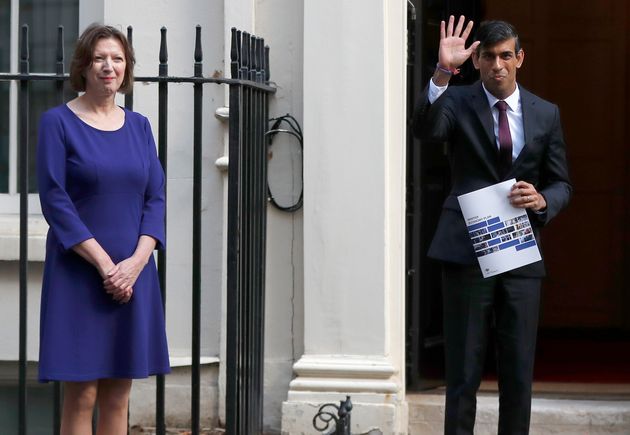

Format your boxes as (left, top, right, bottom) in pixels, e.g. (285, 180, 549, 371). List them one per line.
(129, 364, 220, 428)
(0, 262, 44, 361)
(255, 1, 305, 432)
(281, 0, 408, 432)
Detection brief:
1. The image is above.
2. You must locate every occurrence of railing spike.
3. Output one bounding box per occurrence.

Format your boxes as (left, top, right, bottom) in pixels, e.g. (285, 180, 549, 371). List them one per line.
(236, 30, 242, 73)
(242, 32, 250, 80)
(249, 34, 256, 81)
(264, 45, 270, 82)
(230, 27, 237, 61)
(230, 28, 238, 79)
(56, 26, 64, 62)
(242, 31, 250, 68)
(194, 25, 202, 78)
(20, 24, 29, 74)
(252, 36, 258, 72)
(125, 26, 134, 111)
(259, 38, 265, 81)
(194, 25, 202, 63)
(257, 37, 263, 82)
(159, 27, 168, 64)
(56, 26, 64, 75)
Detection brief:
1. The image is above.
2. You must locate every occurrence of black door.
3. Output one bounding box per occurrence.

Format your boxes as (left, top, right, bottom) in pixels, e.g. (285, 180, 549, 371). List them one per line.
(406, 0, 483, 390)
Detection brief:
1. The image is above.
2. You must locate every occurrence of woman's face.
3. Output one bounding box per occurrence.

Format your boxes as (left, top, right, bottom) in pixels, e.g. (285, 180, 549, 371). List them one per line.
(84, 37, 126, 97)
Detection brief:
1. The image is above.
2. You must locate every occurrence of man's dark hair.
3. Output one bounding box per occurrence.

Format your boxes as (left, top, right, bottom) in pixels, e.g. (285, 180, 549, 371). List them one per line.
(475, 20, 521, 53)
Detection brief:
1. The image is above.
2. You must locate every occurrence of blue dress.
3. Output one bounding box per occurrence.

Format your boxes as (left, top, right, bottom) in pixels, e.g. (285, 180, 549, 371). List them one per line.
(37, 104, 170, 382)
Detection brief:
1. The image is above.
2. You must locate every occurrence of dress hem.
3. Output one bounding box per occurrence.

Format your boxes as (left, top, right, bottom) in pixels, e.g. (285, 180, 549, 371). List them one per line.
(38, 366, 172, 383)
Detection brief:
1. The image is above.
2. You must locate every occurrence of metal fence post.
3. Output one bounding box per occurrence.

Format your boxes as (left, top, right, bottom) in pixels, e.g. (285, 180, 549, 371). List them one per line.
(156, 25, 169, 435)
(191, 24, 203, 435)
(18, 23, 30, 435)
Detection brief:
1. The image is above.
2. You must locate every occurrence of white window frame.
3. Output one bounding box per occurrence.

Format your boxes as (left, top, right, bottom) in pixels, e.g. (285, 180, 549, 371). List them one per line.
(0, 0, 48, 261)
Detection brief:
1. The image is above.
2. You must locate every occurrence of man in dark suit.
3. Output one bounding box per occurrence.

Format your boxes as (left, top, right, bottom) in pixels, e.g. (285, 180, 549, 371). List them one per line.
(413, 16, 572, 435)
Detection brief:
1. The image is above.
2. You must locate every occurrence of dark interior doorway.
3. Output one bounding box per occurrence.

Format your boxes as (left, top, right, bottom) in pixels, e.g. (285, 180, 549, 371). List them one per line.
(406, 0, 630, 390)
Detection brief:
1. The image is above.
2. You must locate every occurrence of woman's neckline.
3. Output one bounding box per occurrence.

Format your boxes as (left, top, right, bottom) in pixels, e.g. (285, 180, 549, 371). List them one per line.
(64, 103, 127, 133)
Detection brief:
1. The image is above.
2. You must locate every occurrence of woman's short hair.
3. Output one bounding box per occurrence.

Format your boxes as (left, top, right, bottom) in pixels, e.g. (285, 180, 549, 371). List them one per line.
(70, 23, 135, 94)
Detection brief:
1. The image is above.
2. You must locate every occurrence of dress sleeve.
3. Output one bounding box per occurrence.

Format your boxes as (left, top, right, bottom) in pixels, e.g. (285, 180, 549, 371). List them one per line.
(37, 111, 94, 251)
(139, 117, 166, 250)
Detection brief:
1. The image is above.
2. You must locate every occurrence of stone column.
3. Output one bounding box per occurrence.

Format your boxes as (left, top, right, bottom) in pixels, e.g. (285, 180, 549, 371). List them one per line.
(281, 0, 408, 433)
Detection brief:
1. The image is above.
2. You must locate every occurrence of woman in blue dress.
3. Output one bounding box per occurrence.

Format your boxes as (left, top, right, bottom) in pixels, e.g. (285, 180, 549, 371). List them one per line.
(37, 24, 170, 434)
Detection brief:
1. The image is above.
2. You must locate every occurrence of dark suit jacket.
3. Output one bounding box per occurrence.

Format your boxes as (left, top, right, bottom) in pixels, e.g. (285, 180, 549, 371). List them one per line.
(413, 81, 572, 277)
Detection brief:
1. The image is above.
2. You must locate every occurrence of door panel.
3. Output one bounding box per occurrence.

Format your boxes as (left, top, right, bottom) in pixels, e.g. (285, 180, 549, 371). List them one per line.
(406, 0, 483, 390)
(483, 0, 629, 329)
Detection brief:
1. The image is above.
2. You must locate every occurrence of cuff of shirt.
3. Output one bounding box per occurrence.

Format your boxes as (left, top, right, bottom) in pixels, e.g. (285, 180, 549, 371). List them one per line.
(428, 78, 449, 104)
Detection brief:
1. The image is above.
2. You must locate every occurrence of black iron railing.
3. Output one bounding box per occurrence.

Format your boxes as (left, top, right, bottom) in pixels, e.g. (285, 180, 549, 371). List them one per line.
(0, 23, 274, 435)
(225, 27, 270, 434)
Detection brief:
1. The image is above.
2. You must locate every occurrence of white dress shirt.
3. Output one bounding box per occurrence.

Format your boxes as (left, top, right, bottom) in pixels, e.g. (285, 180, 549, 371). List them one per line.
(428, 79, 525, 162)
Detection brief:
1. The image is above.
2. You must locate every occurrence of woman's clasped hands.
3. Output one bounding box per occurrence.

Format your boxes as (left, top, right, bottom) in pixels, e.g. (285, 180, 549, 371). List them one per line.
(103, 256, 145, 304)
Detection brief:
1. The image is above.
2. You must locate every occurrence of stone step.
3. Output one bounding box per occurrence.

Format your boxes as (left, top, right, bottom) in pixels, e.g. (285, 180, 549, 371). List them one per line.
(408, 391, 630, 435)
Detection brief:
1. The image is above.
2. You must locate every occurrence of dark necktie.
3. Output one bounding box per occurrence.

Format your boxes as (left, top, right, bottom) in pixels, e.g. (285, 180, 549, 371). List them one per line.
(495, 100, 513, 177)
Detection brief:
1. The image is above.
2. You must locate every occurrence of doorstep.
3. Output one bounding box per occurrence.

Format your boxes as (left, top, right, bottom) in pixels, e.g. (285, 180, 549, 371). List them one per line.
(408, 385, 630, 435)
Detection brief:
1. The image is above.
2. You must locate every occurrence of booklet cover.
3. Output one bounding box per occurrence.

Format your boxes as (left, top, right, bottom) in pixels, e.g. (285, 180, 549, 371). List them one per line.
(457, 179, 542, 278)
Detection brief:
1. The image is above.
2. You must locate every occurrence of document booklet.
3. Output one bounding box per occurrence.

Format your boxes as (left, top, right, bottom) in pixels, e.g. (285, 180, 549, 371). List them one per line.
(457, 179, 542, 278)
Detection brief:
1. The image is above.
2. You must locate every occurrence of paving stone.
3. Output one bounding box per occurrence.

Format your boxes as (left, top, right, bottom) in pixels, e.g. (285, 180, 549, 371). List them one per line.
(407, 392, 630, 434)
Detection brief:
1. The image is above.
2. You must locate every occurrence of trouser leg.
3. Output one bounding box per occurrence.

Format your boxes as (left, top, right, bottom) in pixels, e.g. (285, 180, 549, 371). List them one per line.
(442, 264, 496, 435)
(495, 275, 541, 435)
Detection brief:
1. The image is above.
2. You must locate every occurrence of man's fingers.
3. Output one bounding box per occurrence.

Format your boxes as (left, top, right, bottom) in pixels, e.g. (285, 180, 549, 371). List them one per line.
(454, 15, 465, 37)
(513, 180, 532, 189)
(466, 41, 481, 56)
(440, 20, 446, 40)
(509, 189, 534, 199)
(446, 15, 455, 37)
(461, 20, 474, 41)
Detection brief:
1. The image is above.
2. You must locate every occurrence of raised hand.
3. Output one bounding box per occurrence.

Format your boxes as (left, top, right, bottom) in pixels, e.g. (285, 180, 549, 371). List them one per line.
(438, 15, 480, 71)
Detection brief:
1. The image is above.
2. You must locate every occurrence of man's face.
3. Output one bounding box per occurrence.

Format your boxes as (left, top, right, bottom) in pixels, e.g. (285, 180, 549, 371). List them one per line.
(472, 38, 524, 100)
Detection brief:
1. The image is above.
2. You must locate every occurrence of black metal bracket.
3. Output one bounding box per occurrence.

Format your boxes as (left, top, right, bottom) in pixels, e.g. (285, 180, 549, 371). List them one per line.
(313, 396, 353, 435)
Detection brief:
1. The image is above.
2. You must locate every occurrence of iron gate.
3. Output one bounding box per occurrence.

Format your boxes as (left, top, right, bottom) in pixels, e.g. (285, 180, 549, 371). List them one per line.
(0, 23, 274, 435)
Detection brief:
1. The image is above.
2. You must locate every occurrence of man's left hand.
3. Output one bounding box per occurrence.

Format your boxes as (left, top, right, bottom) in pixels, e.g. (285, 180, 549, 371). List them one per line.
(509, 181, 546, 211)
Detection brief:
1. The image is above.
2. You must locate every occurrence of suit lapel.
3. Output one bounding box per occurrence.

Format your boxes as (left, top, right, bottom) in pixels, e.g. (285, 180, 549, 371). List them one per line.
(470, 82, 496, 148)
(469, 82, 501, 179)
(510, 85, 537, 173)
